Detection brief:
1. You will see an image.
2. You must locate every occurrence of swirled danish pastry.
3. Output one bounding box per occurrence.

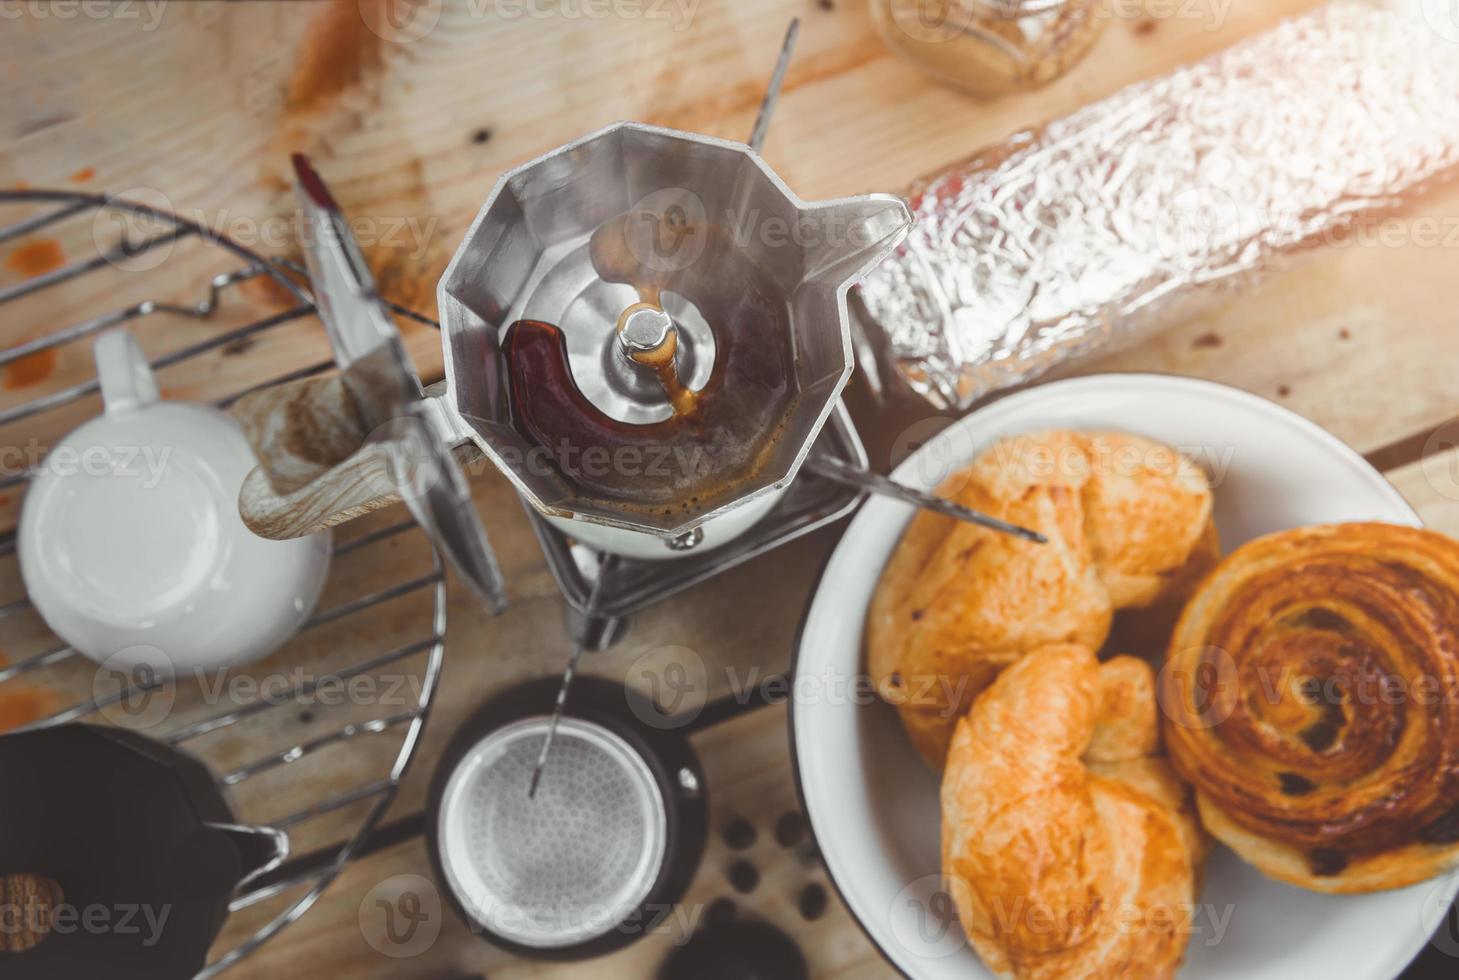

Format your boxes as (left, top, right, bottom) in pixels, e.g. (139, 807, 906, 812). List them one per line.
(1161, 522, 1459, 893)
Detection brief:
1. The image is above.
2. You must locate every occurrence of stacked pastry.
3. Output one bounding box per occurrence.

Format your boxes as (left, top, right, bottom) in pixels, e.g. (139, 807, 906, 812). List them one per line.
(942, 645, 1207, 979)
(869, 429, 1459, 977)
(868, 430, 1218, 768)
(869, 430, 1218, 977)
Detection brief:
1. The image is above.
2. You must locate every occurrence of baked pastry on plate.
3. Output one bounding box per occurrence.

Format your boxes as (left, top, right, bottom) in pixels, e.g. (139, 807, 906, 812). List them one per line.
(1162, 522, 1459, 893)
(869, 430, 1217, 767)
(943, 644, 1206, 979)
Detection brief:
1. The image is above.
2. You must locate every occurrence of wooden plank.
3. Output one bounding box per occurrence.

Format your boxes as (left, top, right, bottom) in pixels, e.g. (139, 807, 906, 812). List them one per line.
(1064, 177, 1459, 462)
(1384, 446, 1459, 537)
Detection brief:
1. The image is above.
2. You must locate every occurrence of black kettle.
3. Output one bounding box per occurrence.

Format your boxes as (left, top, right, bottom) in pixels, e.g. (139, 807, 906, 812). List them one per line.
(0, 724, 288, 979)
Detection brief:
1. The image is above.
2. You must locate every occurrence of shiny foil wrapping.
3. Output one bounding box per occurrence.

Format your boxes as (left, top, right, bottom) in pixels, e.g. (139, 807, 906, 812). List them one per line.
(858, 0, 1459, 410)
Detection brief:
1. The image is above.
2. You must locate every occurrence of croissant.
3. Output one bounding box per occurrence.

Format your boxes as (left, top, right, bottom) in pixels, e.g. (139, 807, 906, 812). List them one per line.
(869, 430, 1216, 768)
(943, 644, 1206, 980)
(1162, 522, 1459, 893)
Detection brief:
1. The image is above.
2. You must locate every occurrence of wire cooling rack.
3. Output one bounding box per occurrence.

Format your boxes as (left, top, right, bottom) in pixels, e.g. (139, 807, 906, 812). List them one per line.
(0, 189, 446, 976)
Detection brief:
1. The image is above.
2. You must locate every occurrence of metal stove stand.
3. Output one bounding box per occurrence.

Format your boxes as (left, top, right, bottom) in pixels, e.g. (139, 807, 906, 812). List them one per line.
(0, 189, 446, 977)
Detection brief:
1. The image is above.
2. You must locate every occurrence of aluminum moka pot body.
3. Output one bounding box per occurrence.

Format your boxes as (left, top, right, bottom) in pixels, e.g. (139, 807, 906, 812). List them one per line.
(435, 121, 911, 560)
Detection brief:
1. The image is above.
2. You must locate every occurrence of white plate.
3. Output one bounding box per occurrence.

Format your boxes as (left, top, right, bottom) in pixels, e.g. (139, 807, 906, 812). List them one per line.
(792, 374, 1459, 979)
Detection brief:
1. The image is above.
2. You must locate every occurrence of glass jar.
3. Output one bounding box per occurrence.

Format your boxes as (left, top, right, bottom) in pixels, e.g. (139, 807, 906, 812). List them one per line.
(871, 0, 1107, 97)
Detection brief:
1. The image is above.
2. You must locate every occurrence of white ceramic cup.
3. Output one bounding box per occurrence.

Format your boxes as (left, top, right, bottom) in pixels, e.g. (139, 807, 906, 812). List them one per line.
(19, 330, 331, 674)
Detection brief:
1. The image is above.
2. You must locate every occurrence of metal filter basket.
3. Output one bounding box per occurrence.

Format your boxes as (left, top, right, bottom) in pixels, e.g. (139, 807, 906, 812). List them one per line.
(426, 676, 708, 959)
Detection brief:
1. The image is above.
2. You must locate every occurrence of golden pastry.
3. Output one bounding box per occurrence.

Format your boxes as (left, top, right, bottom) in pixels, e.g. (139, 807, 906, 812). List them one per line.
(943, 644, 1205, 980)
(1162, 522, 1459, 893)
(868, 430, 1215, 767)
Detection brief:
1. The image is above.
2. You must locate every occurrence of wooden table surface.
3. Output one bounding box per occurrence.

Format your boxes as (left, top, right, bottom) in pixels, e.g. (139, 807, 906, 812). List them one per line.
(4, 0, 1459, 977)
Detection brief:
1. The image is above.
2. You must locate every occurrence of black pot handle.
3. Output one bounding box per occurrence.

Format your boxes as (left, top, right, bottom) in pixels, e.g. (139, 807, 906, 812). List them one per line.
(205, 823, 290, 890)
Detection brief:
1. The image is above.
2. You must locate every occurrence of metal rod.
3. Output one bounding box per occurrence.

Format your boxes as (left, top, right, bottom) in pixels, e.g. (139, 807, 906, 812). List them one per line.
(0, 265, 272, 368)
(386, 300, 441, 330)
(272, 778, 394, 829)
(300, 572, 440, 632)
(335, 520, 416, 556)
(229, 868, 330, 913)
(216, 359, 333, 409)
(0, 467, 34, 493)
(528, 555, 613, 798)
(165, 634, 441, 744)
(748, 18, 799, 153)
(37, 667, 171, 728)
(0, 226, 193, 307)
(220, 710, 422, 786)
(805, 455, 1048, 544)
(0, 596, 33, 621)
(0, 304, 143, 367)
(0, 199, 91, 245)
(0, 305, 312, 428)
(0, 643, 73, 683)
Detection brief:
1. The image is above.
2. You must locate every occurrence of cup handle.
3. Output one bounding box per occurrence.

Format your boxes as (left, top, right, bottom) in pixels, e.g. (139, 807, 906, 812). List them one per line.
(94, 329, 160, 416)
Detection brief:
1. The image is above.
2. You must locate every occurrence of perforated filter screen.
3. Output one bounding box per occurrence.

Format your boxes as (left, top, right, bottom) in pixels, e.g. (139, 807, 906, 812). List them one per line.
(437, 716, 668, 949)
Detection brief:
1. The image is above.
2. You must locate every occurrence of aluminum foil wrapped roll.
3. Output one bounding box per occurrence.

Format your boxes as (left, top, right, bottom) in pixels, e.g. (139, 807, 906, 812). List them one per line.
(859, 0, 1459, 410)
